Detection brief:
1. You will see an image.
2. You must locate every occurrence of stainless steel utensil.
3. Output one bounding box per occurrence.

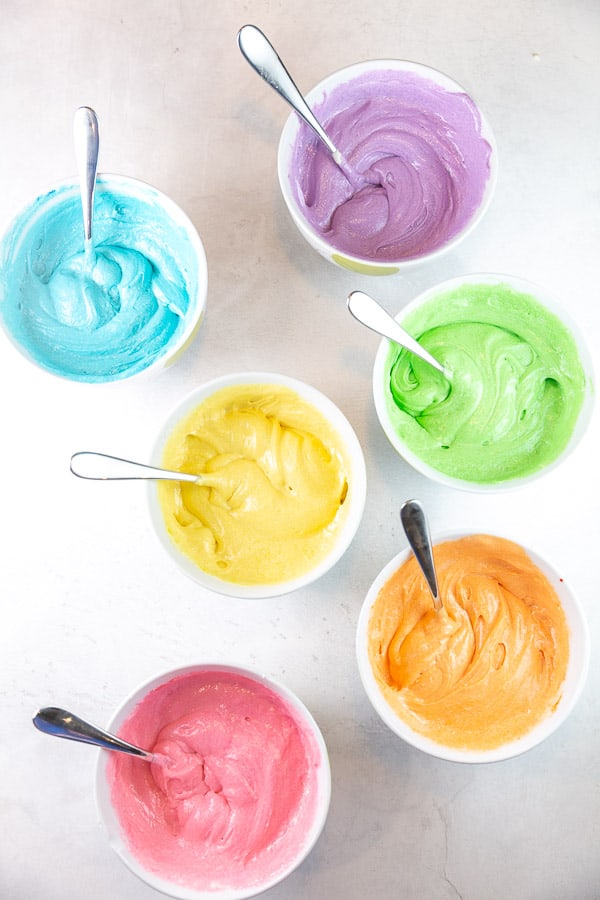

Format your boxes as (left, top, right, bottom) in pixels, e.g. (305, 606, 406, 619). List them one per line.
(400, 499, 442, 611)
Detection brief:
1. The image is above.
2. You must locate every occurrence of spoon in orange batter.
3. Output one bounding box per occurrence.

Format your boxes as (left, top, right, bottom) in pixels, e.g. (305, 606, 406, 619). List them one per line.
(400, 499, 442, 611)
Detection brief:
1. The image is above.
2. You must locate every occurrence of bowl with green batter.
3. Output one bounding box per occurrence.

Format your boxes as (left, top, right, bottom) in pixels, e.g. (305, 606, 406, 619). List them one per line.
(372, 274, 595, 491)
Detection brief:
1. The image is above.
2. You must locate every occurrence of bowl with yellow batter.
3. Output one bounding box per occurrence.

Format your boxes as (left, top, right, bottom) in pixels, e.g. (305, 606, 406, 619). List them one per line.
(356, 532, 589, 763)
(148, 372, 367, 598)
(372, 273, 595, 491)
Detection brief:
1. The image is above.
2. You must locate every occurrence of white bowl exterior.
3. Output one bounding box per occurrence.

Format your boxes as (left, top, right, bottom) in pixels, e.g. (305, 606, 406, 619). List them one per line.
(372, 272, 596, 492)
(148, 372, 367, 598)
(95, 663, 332, 900)
(277, 59, 498, 275)
(356, 533, 590, 764)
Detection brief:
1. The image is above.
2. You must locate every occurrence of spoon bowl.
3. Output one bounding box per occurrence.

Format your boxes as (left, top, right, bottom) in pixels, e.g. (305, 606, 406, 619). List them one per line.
(70, 450, 202, 483)
(347, 290, 446, 375)
(238, 24, 374, 189)
(400, 499, 442, 610)
(33, 706, 158, 763)
(73, 106, 99, 258)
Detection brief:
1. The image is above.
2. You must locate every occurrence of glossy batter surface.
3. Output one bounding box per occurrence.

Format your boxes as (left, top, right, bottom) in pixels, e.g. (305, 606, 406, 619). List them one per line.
(0, 181, 198, 381)
(158, 384, 350, 584)
(108, 670, 322, 892)
(383, 282, 587, 483)
(367, 535, 570, 750)
(290, 68, 492, 261)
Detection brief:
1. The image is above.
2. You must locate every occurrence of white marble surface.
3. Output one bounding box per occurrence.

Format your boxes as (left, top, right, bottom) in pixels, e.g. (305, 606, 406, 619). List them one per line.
(1, 1, 599, 898)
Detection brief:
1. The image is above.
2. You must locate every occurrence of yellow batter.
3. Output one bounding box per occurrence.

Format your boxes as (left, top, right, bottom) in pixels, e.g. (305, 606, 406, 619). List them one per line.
(368, 535, 570, 750)
(158, 384, 350, 585)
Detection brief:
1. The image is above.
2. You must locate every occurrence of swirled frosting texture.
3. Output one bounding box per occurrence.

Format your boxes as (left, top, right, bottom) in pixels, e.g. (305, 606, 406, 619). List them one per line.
(158, 384, 350, 585)
(383, 282, 587, 483)
(0, 179, 201, 381)
(108, 670, 323, 892)
(290, 68, 492, 261)
(367, 535, 570, 751)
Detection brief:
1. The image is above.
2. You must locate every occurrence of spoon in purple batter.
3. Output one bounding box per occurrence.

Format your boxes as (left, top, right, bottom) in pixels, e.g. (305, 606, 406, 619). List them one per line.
(33, 707, 168, 766)
(237, 24, 377, 190)
(347, 290, 446, 375)
(400, 500, 443, 612)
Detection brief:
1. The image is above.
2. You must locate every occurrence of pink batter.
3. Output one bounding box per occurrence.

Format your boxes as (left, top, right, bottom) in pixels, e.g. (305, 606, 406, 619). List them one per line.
(107, 669, 324, 892)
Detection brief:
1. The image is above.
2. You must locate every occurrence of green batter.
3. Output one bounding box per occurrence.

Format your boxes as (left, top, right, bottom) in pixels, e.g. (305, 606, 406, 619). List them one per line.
(383, 281, 588, 484)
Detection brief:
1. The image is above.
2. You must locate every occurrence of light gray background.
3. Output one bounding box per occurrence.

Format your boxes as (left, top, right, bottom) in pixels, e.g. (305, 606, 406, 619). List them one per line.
(1, 1, 599, 898)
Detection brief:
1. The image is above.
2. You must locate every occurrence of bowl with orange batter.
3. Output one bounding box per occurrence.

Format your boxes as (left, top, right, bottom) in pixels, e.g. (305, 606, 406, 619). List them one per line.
(356, 532, 589, 763)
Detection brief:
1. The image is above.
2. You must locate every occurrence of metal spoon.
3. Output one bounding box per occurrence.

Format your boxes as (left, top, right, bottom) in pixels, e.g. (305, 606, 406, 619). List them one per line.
(70, 451, 203, 483)
(73, 106, 99, 259)
(400, 499, 442, 611)
(347, 290, 446, 375)
(33, 706, 157, 763)
(237, 24, 374, 188)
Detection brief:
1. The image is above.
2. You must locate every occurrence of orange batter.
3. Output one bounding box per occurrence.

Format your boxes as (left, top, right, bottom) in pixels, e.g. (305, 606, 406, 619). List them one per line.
(367, 535, 569, 751)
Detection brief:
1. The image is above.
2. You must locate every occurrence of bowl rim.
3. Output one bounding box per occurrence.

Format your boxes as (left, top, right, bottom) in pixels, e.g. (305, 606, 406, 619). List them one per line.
(147, 370, 367, 598)
(277, 57, 498, 272)
(372, 271, 596, 492)
(0, 172, 208, 383)
(95, 662, 332, 900)
(356, 530, 590, 764)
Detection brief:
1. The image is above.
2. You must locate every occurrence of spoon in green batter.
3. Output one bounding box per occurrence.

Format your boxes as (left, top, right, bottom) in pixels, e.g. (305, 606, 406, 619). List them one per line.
(400, 499, 443, 611)
(73, 106, 99, 263)
(70, 451, 205, 483)
(347, 291, 446, 375)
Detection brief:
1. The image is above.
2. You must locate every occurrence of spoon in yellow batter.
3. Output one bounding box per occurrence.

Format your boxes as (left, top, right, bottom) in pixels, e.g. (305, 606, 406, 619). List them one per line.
(400, 499, 443, 611)
(70, 451, 204, 484)
(347, 291, 446, 375)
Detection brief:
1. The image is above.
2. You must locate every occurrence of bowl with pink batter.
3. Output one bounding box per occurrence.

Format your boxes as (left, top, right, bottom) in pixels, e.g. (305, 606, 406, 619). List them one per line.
(96, 664, 331, 899)
(278, 59, 497, 275)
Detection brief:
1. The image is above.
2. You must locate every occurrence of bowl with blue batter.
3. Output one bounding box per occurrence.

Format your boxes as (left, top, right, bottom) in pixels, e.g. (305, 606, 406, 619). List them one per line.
(0, 174, 207, 382)
(372, 274, 595, 490)
(278, 59, 497, 276)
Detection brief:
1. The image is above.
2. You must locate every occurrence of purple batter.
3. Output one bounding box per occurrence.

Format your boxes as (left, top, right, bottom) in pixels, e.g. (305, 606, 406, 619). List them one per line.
(290, 68, 492, 262)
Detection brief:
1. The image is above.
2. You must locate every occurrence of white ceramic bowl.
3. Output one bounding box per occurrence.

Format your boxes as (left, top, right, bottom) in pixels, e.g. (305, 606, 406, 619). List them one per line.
(372, 273, 595, 491)
(0, 174, 207, 382)
(148, 372, 367, 598)
(356, 533, 590, 764)
(96, 663, 331, 899)
(277, 59, 497, 276)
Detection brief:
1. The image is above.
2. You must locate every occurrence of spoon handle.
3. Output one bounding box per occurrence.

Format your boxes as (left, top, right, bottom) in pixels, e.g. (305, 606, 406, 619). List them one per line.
(70, 451, 200, 483)
(237, 24, 340, 163)
(33, 707, 154, 761)
(73, 106, 99, 245)
(347, 291, 446, 375)
(400, 500, 442, 610)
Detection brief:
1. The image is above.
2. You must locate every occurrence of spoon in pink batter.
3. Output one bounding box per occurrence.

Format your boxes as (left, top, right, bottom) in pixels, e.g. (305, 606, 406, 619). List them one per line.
(237, 24, 378, 190)
(33, 707, 169, 766)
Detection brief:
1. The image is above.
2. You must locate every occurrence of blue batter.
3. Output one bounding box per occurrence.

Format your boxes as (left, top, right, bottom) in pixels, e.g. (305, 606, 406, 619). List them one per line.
(0, 177, 201, 382)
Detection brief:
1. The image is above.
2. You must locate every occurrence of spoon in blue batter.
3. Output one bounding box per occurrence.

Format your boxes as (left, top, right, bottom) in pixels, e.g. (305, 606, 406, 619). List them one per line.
(73, 106, 99, 264)
(237, 24, 377, 189)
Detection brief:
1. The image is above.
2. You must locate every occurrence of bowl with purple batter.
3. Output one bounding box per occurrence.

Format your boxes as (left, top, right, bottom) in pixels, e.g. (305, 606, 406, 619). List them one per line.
(278, 60, 497, 275)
